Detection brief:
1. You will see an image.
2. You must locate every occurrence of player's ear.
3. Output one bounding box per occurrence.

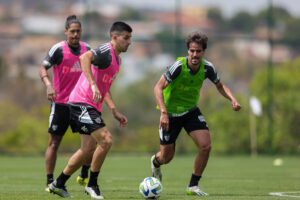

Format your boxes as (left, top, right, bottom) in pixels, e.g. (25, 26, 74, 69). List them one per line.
(112, 33, 118, 40)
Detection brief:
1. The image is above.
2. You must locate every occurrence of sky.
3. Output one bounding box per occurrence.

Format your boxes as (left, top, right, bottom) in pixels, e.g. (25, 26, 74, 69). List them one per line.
(107, 0, 300, 18)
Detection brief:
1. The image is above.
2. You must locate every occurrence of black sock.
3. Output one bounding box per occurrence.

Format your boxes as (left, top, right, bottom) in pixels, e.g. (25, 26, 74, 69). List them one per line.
(152, 155, 161, 168)
(88, 171, 99, 187)
(47, 174, 54, 185)
(56, 172, 71, 188)
(188, 174, 201, 187)
(80, 165, 90, 178)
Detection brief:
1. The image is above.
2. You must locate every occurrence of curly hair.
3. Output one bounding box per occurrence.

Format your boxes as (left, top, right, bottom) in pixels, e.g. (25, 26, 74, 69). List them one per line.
(186, 32, 208, 50)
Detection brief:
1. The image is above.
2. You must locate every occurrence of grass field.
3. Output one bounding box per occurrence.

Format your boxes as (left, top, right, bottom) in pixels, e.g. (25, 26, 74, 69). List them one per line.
(0, 154, 299, 200)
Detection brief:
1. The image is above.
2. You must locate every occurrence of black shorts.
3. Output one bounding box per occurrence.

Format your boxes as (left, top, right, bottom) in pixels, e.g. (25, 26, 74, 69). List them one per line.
(69, 103, 106, 135)
(159, 107, 209, 145)
(48, 102, 70, 136)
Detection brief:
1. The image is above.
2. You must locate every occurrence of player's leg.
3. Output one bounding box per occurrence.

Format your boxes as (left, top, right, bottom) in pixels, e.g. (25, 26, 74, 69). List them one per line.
(190, 129, 211, 178)
(84, 127, 112, 199)
(184, 108, 210, 196)
(77, 151, 94, 186)
(186, 129, 210, 196)
(76, 130, 96, 186)
(151, 143, 175, 181)
(49, 134, 95, 197)
(64, 134, 96, 175)
(45, 103, 69, 192)
(151, 116, 183, 181)
(45, 134, 63, 189)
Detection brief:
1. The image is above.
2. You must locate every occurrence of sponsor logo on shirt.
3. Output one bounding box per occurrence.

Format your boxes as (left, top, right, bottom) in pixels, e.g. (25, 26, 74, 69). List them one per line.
(62, 61, 82, 74)
(62, 66, 70, 74)
(70, 61, 82, 72)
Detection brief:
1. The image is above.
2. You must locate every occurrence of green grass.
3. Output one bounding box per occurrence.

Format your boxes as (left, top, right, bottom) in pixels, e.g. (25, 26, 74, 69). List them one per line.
(0, 154, 299, 200)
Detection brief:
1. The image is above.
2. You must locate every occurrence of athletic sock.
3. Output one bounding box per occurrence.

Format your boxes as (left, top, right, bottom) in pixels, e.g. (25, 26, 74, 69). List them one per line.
(56, 172, 70, 188)
(88, 171, 99, 187)
(188, 174, 201, 187)
(152, 156, 161, 168)
(47, 174, 54, 185)
(80, 165, 90, 178)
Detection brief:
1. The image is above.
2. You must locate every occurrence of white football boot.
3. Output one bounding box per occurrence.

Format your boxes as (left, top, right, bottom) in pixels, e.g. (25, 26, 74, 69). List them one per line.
(151, 155, 162, 181)
(85, 185, 104, 199)
(186, 185, 208, 196)
(49, 180, 73, 198)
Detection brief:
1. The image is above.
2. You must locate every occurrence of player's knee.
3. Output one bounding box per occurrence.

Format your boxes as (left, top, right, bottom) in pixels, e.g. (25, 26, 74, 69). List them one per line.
(102, 135, 113, 150)
(49, 140, 60, 151)
(199, 143, 211, 153)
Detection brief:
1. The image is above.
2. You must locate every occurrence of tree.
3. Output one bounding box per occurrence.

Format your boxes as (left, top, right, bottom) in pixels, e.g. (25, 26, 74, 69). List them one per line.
(155, 29, 186, 56)
(119, 8, 144, 20)
(281, 18, 300, 50)
(256, 6, 291, 26)
(229, 11, 256, 33)
(0, 55, 6, 82)
(207, 7, 228, 33)
(250, 58, 300, 153)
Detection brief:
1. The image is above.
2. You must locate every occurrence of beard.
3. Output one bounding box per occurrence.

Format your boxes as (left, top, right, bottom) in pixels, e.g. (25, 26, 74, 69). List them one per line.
(191, 57, 200, 65)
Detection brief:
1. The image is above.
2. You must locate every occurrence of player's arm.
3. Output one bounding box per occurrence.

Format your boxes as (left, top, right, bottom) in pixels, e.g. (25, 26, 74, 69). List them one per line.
(215, 81, 241, 111)
(104, 92, 128, 127)
(39, 43, 63, 102)
(80, 51, 101, 104)
(154, 75, 170, 130)
(39, 65, 57, 102)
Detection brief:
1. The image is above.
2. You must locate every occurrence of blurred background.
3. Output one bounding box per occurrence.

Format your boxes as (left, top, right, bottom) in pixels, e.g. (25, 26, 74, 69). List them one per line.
(0, 0, 299, 156)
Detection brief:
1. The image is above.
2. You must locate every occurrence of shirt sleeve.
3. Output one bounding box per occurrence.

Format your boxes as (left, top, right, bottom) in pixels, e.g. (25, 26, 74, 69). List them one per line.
(91, 44, 112, 69)
(163, 60, 182, 83)
(85, 42, 91, 51)
(42, 42, 63, 69)
(205, 60, 220, 84)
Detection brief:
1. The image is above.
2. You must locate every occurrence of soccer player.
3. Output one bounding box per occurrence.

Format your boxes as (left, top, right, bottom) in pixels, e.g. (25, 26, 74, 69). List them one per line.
(49, 21, 132, 199)
(39, 15, 94, 192)
(151, 32, 241, 196)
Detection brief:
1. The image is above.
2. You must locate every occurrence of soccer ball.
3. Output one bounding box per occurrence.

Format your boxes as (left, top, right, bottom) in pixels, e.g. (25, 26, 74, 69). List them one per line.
(139, 177, 163, 199)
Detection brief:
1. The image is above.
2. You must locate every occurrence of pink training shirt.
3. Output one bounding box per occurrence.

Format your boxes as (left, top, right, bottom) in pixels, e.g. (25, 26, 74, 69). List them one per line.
(69, 43, 121, 112)
(53, 41, 87, 104)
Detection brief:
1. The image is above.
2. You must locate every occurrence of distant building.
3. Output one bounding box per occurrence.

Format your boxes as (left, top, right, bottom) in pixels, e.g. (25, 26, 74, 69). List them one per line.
(233, 39, 292, 63)
(21, 15, 65, 35)
(151, 12, 214, 34)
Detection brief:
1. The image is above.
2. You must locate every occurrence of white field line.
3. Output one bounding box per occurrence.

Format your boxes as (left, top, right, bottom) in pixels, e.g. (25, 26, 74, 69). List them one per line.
(269, 191, 300, 198)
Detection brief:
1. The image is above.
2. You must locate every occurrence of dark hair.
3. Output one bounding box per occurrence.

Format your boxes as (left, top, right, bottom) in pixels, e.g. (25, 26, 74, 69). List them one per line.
(110, 21, 132, 37)
(186, 32, 208, 50)
(65, 15, 81, 29)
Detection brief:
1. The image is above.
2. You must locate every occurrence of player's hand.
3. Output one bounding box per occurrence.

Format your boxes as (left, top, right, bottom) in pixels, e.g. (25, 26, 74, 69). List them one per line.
(46, 85, 57, 102)
(232, 100, 241, 111)
(91, 84, 102, 104)
(112, 109, 128, 127)
(160, 112, 169, 131)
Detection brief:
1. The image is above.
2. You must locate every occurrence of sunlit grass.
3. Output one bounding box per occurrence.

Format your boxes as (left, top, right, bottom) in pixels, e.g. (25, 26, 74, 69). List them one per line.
(0, 154, 299, 200)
